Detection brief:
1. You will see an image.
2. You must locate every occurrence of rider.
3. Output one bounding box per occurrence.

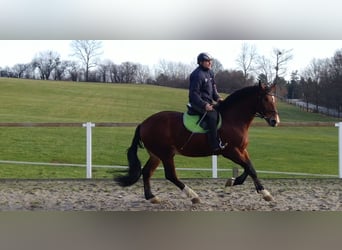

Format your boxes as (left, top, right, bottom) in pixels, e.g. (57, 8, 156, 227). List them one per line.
(188, 52, 227, 152)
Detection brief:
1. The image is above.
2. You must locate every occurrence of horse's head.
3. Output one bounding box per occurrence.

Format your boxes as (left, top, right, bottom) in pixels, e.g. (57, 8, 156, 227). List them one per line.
(255, 82, 280, 127)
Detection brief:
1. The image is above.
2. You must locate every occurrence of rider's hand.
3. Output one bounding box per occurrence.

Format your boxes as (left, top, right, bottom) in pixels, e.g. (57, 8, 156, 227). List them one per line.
(205, 103, 214, 111)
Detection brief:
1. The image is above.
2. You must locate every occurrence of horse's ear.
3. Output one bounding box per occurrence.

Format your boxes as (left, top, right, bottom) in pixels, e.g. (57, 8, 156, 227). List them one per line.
(258, 80, 266, 90)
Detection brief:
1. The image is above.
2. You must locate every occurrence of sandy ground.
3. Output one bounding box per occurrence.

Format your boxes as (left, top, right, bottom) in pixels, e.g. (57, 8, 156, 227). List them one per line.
(0, 178, 341, 211)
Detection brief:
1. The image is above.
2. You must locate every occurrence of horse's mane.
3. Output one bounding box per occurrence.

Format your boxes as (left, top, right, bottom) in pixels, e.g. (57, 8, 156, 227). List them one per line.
(216, 85, 260, 111)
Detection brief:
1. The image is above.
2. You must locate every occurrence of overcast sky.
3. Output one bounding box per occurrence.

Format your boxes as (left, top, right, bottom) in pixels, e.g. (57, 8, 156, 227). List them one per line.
(0, 40, 341, 79)
(2, 0, 342, 40)
(1, 0, 342, 80)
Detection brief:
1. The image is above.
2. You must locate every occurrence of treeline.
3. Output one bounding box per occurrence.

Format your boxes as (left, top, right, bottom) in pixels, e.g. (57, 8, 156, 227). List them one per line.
(0, 57, 256, 93)
(0, 41, 285, 94)
(0, 50, 256, 93)
(287, 50, 342, 117)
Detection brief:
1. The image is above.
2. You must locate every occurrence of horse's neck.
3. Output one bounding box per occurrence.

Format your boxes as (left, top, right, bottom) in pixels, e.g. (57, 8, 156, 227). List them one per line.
(221, 101, 256, 128)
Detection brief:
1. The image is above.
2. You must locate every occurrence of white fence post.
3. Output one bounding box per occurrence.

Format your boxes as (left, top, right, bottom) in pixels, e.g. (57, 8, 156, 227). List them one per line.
(83, 122, 95, 179)
(212, 155, 218, 178)
(335, 122, 342, 178)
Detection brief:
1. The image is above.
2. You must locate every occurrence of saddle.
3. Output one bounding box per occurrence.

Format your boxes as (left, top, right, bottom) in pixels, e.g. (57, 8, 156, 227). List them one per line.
(183, 105, 222, 133)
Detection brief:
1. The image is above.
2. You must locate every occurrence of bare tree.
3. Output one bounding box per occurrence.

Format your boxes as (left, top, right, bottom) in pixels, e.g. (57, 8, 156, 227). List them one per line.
(255, 55, 274, 84)
(302, 58, 324, 82)
(96, 59, 146, 84)
(329, 50, 342, 116)
(0, 66, 12, 77)
(255, 48, 292, 87)
(135, 64, 151, 84)
(154, 59, 193, 87)
(120, 62, 138, 83)
(65, 61, 81, 82)
(32, 50, 60, 80)
(301, 58, 327, 111)
(23, 63, 37, 79)
(155, 59, 192, 81)
(107, 61, 140, 83)
(108, 62, 121, 83)
(211, 58, 224, 74)
(70, 40, 103, 82)
(273, 48, 293, 84)
(236, 43, 257, 84)
(53, 60, 70, 80)
(287, 70, 300, 99)
(215, 69, 249, 93)
(97, 59, 112, 83)
(12, 63, 30, 78)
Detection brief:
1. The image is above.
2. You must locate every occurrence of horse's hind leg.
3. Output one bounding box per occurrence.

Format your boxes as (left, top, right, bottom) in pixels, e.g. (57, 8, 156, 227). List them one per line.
(142, 154, 161, 203)
(225, 169, 248, 186)
(225, 170, 248, 187)
(162, 156, 201, 204)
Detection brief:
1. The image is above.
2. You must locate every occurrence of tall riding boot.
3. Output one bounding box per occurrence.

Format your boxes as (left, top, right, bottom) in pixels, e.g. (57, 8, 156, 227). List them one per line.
(207, 129, 219, 150)
(206, 110, 221, 151)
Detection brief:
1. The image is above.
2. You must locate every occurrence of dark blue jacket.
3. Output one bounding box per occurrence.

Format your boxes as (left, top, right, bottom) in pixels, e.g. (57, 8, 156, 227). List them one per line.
(189, 66, 220, 111)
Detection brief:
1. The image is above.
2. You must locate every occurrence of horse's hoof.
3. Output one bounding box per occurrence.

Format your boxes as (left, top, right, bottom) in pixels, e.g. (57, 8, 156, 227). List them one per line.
(149, 196, 161, 204)
(261, 190, 274, 202)
(191, 197, 201, 204)
(225, 178, 235, 187)
(263, 195, 274, 202)
(224, 186, 231, 194)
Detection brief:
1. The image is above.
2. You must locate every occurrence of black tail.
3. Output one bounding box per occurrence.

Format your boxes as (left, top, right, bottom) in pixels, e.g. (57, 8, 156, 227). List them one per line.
(115, 125, 143, 187)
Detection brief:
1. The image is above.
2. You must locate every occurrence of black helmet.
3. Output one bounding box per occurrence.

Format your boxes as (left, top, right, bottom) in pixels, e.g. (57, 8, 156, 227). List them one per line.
(197, 52, 213, 64)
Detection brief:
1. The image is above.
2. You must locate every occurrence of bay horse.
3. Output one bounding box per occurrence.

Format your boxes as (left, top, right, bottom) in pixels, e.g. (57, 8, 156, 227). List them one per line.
(115, 82, 280, 204)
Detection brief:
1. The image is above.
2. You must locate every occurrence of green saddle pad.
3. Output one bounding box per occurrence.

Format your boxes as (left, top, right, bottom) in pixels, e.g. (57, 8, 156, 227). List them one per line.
(183, 112, 222, 133)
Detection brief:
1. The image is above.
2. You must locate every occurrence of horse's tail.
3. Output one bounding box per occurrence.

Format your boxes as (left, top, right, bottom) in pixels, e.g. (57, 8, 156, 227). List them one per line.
(115, 125, 143, 187)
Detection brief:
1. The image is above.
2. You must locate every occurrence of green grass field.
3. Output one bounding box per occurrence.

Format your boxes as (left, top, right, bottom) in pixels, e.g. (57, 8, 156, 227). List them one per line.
(0, 78, 340, 179)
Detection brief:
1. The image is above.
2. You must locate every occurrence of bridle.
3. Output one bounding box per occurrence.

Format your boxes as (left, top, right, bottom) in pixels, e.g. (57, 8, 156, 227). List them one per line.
(255, 109, 279, 120)
(255, 92, 279, 120)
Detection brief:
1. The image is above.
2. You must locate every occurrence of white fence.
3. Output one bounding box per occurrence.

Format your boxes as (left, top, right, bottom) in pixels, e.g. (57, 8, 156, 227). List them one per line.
(74, 121, 342, 179)
(287, 99, 341, 118)
(0, 122, 341, 179)
(335, 122, 342, 178)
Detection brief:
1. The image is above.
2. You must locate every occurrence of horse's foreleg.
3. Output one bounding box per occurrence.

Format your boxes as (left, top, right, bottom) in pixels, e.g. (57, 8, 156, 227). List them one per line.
(162, 157, 201, 204)
(223, 150, 274, 202)
(247, 162, 274, 201)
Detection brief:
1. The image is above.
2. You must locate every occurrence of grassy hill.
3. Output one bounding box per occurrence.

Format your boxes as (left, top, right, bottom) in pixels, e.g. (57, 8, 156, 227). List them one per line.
(0, 78, 188, 122)
(0, 78, 340, 179)
(0, 78, 337, 123)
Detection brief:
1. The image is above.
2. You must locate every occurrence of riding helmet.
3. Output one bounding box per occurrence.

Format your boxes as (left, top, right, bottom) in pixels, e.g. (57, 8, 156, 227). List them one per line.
(197, 52, 213, 64)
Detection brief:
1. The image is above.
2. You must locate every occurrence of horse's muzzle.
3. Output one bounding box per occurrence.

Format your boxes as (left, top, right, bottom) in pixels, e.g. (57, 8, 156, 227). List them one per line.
(266, 114, 280, 127)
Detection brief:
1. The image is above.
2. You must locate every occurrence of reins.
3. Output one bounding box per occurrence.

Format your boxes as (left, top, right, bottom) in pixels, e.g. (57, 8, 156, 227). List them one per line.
(255, 110, 279, 119)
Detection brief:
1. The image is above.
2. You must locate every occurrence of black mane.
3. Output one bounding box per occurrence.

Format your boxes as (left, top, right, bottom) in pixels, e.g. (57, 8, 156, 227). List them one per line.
(216, 85, 260, 111)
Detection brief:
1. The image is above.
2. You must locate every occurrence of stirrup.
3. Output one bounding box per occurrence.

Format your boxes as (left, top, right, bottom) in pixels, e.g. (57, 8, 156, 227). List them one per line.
(218, 138, 228, 149)
(219, 139, 228, 149)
